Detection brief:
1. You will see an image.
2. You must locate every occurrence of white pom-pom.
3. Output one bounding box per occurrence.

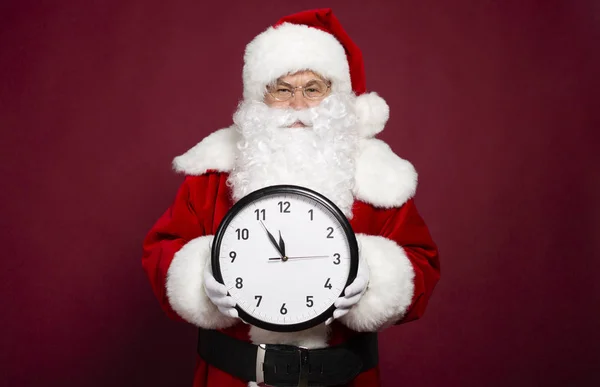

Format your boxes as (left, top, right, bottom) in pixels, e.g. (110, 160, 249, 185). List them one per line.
(354, 92, 390, 138)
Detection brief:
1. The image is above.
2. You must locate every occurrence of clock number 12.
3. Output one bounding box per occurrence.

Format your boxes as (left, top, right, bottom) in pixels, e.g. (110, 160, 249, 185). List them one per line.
(278, 201, 291, 213)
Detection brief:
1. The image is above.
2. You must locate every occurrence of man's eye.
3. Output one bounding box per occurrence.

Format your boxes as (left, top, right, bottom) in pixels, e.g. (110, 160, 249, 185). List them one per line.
(277, 88, 292, 93)
(306, 88, 318, 93)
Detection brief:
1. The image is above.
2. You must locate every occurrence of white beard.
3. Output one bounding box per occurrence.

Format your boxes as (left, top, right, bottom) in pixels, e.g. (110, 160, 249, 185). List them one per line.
(227, 94, 359, 217)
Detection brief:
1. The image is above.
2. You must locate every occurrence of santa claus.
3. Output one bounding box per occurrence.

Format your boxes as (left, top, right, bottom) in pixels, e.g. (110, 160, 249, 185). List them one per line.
(142, 8, 440, 387)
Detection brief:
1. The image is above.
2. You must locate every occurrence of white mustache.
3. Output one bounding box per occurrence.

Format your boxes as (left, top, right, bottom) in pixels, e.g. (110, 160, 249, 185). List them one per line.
(232, 93, 357, 132)
(281, 109, 314, 127)
(233, 102, 315, 128)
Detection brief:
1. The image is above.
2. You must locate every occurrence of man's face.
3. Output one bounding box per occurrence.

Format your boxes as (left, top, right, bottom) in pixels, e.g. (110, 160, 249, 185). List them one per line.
(264, 71, 331, 128)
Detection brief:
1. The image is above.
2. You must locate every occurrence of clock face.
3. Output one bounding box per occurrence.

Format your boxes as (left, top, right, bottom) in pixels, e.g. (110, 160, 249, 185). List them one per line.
(212, 185, 358, 332)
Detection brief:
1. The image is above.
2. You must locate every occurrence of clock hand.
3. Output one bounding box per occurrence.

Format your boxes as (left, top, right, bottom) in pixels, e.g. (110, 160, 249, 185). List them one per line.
(278, 230, 286, 257)
(259, 220, 285, 257)
(268, 255, 330, 261)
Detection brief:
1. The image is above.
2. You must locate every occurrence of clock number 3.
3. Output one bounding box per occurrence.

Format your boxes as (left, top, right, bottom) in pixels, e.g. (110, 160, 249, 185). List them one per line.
(333, 253, 341, 265)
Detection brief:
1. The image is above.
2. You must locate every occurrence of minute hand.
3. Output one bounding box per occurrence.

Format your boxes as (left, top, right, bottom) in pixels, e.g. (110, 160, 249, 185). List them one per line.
(259, 221, 285, 257)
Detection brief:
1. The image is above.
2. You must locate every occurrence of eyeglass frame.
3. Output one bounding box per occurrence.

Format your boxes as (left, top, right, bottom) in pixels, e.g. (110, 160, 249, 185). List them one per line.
(265, 79, 332, 102)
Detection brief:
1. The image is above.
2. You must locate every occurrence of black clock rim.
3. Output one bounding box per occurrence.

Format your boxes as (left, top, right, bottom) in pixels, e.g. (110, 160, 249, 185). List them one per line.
(211, 184, 359, 332)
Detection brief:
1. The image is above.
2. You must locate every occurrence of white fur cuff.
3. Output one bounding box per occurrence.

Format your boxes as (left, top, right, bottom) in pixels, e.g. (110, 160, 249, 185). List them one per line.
(166, 235, 238, 329)
(339, 234, 415, 332)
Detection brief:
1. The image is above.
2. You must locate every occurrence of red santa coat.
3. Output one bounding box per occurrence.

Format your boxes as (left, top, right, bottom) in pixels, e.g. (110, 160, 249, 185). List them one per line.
(142, 127, 440, 387)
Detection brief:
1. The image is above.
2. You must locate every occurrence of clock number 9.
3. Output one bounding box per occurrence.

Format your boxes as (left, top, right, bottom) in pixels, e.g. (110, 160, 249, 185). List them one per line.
(235, 277, 243, 289)
(230, 251, 236, 263)
(280, 303, 288, 315)
(333, 253, 340, 265)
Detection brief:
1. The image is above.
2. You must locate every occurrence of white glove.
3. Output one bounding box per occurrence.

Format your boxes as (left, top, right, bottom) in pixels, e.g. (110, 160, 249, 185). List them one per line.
(326, 245, 370, 325)
(203, 259, 239, 319)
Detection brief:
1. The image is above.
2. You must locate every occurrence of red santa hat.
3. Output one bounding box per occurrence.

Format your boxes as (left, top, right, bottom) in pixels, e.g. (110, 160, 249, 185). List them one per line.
(242, 8, 389, 138)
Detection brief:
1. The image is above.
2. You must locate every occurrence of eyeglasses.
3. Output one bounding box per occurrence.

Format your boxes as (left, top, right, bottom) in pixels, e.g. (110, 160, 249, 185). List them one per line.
(266, 79, 331, 101)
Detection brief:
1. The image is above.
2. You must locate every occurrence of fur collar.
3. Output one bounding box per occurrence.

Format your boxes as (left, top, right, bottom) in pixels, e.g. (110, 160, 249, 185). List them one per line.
(172, 126, 417, 208)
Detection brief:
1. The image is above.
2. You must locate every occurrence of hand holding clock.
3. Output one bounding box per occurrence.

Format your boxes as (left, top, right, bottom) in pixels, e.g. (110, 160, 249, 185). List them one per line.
(205, 257, 369, 326)
(206, 218, 368, 324)
(203, 259, 239, 319)
(326, 243, 370, 325)
(204, 228, 370, 326)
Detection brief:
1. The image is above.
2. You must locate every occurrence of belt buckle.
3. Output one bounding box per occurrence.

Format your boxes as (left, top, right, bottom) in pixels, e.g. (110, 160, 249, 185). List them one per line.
(256, 343, 310, 387)
(256, 344, 267, 385)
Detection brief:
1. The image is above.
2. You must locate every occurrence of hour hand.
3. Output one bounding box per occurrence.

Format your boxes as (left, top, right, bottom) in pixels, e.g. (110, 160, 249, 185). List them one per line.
(260, 221, 284, 257)
(278, 231, 286, 257)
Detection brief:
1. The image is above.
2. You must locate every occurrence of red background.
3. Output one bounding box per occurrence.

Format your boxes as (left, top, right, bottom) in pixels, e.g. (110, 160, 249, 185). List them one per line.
(1, 1, 598, 386)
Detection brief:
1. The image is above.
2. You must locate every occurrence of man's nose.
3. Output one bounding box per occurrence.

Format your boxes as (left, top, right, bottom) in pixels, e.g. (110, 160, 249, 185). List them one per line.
(288, 90, 309, 110)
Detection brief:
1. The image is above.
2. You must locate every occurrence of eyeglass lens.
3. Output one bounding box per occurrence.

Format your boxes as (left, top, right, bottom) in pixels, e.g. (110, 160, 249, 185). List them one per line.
(268, 79, 329, 101)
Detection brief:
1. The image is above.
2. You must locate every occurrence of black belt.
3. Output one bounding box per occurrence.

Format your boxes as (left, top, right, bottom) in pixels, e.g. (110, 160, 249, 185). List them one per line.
(197, 328, 378, 387)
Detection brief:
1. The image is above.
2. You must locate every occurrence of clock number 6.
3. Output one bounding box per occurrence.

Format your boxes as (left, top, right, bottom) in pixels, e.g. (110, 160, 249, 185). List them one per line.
(280, 303, 288, 315)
